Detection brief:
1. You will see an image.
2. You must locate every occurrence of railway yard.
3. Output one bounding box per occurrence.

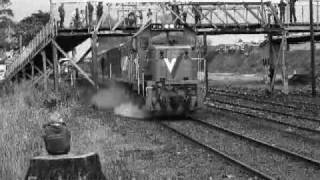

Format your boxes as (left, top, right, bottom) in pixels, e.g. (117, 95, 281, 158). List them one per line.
(84, 82, 320, 180)
(3, 1, 320, 179)
(75, 82, 320, 179)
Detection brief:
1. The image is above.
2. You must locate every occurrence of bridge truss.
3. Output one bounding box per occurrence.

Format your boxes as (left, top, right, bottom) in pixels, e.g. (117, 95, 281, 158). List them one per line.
(2, 1, 319, 94)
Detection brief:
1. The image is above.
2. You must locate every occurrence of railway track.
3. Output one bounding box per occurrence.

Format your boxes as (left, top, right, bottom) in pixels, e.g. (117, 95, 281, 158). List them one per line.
(205, 101, 320, 134)
(160, 118, 320, 180)
(208, 88, 317, 113)
(209, 87, 320, 110)
(159, 121, 275, 180)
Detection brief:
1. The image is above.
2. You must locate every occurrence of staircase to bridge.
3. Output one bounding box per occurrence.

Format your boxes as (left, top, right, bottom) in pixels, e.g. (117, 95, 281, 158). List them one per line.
(3, 1, 320, 91)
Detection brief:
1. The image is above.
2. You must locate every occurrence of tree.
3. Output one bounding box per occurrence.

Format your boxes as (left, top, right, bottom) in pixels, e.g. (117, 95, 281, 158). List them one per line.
(0, 0, 14, 50)
(15, 10, 50, 46)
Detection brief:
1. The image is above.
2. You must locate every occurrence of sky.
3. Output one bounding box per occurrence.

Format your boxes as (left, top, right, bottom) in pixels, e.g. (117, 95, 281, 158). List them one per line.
(11, 0, 50, 21)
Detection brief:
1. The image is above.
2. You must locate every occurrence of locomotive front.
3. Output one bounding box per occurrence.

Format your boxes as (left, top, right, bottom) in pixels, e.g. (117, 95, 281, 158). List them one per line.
(99, 24, 206, 116)
(139, 25, 206, 116)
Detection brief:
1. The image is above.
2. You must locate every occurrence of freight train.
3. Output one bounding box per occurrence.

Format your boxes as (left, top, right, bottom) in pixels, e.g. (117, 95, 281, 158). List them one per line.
(99, 24, 206, 115)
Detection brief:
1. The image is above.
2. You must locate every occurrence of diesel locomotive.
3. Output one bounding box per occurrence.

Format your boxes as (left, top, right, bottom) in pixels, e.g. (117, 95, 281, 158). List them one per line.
(99, 24, 206, 115)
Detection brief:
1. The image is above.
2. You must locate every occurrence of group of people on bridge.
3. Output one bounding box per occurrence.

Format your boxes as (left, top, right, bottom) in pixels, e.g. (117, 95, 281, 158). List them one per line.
(56, 2, 203, 29)
(276, 0, 298, 24)
(58, 2, 103, 29)
(57, 0, 301, 30)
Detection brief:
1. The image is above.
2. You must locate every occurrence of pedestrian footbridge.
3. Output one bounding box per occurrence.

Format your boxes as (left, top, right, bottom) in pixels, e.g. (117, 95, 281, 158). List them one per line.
(4, 1, 320, 89)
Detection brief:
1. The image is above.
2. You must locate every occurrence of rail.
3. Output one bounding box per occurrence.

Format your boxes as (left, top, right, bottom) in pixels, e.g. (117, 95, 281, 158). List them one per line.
(5, 20, 57, 79)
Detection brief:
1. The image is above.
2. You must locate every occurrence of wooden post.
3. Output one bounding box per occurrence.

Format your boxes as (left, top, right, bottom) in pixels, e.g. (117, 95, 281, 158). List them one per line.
(19, 35, 22, 53)
(31, 61, 35, 81)
(71, 48, 76, 87)
(22, 67, 26, 81)
(91, 32, 99, 86)
(281, 31, 288, 94)
(41, 51, 48, 91)
(268, 34, 275, 92)
(52, 42, 59, 92)
(203, 33, 208, 97)
(310, 0, 316, 96)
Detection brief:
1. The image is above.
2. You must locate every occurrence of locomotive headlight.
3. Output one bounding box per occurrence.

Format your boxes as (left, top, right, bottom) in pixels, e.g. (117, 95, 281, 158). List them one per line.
(169, 24, 175, 29)
(164, 24, 169, 29)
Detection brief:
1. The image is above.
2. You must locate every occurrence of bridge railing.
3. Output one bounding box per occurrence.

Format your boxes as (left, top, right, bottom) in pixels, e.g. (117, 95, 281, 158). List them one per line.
(50, 1, 276, 30)
(6, 20, 57, 78)
(282, 2, 320, 24)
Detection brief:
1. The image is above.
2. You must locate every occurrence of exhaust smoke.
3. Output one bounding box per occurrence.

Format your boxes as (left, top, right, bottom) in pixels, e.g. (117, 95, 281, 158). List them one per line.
(90, 82, 150, 119)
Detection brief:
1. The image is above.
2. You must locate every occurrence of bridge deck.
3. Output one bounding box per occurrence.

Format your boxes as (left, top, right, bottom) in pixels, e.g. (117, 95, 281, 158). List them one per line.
(4, 1, 320, 84)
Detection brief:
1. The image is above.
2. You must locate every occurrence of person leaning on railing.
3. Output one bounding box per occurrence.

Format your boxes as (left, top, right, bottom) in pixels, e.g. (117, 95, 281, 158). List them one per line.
(96, 2, 103, 23)
(86, 2, 94, 28)
(278, 0, 286, 23)
(289, 0, 298, 23)
(58, 3, 65, 28)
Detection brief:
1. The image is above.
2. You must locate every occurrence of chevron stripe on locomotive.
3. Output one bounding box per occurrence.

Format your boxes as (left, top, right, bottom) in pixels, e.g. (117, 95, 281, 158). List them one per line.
(100, 24, 206, 115)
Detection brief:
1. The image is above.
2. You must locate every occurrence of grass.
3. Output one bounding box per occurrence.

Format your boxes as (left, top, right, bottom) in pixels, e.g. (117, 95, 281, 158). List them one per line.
(0, 81, 122, 180)
(0, 80, 163, 180)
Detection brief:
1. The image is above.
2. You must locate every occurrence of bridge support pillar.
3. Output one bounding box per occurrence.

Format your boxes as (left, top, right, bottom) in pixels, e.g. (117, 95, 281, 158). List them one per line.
(31, 61, 34, 82)
(91, 32, 99, 86)
(281, 31, 288, 94)
(52, 42, 59, 92)
(22, 67, 26, 82)
(41, 51, 48, 91)
(268, 34, 275, 93)
(203, 32, 208, 97)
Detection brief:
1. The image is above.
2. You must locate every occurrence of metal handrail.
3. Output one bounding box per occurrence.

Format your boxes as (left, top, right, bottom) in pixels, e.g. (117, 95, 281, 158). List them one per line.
(5, 20, 57, 78)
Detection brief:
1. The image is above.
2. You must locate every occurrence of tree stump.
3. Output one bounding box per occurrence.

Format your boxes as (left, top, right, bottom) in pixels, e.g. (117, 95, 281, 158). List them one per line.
(25, 152, 106, 180)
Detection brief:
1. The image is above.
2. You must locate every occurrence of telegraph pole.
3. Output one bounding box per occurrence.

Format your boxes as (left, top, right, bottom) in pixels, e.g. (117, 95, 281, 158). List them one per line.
(310, 0, 316, 96)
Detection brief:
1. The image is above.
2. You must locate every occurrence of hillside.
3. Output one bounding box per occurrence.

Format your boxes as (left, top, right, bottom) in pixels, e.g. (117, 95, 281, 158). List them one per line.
(206, 45, 320, 75)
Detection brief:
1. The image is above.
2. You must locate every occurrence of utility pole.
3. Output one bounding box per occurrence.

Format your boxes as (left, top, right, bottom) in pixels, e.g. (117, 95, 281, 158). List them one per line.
(310, 0, 316, 96)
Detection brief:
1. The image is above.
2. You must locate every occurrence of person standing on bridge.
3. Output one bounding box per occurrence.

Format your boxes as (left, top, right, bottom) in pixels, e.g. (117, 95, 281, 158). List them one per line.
(289, 0, 298, 23)
(278, 0, 287, 23)
(192, 4, 202, 26)
(147, 8, 153, 22)
(72, 8, 80, 29)
(86, 2, 94, 27)
(96, 2, 103, 24)
(58, 3, 65, 28)
(182, 6, 188, 23)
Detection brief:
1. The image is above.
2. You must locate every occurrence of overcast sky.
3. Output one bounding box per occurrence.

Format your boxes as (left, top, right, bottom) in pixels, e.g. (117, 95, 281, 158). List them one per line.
(11, 0, 49, 21)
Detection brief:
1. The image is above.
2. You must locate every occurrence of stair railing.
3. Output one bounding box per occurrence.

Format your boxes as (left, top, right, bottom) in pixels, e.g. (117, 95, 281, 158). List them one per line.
(6, 19, 57, 78)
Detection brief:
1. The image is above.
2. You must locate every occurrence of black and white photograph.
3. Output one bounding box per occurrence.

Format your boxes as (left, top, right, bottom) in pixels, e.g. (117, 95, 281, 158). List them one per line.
(1, 0, 320, 179)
